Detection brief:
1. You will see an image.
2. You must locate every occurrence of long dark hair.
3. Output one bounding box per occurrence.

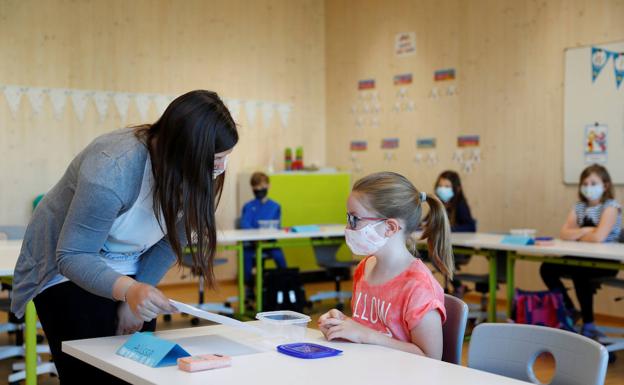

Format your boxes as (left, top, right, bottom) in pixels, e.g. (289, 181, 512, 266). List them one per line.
(135, 90, 238, 288)
(578, 164, 614, 204)
(434, 170, 467, 226)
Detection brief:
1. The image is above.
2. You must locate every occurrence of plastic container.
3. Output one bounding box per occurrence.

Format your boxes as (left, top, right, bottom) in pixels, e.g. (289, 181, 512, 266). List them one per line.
(256, 311, 311, 341)
(510, 228, 537, 238)
(535, 236, 555, 246)
(258, 219, 280, 230)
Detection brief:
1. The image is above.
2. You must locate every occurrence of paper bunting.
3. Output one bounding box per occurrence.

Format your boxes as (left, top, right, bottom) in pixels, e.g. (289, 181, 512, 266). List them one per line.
(244, 100, 258, 125)
(113, 93, 132, 124)
(0, 84, 293, 127)
(224, 98, 241, 123)
(152, 94, 170, 116)
(261, 101, 275, 128)
(3, 85, 24, 118)
(48, 88, 69, 120)
(591, 47, 610, 82)
(26, 87, 45, 116)
(71, 90, 91, 123)
(614, 52, 624, 88)
(93, 92, 111, 122)
(134, 93, 152, 122)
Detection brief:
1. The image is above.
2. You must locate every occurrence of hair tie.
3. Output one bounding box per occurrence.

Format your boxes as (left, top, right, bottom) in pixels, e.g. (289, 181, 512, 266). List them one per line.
(420, 191, 427, 203)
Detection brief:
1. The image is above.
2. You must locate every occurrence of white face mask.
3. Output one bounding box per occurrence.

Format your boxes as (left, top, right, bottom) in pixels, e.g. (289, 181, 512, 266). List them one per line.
(213, 156, 228, 179)
(436, 186, 454, 203)
(581, 184, 604, 201)
(344, 221, 388, 256)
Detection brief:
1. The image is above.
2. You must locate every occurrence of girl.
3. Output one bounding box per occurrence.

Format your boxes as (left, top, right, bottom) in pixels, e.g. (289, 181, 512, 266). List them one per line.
(319, 172, 454, 358)
(434, 170, 476, 232)
(12, 90, 238, 384)
(435, 170, 476, 296)
(540, 164, 621, 339)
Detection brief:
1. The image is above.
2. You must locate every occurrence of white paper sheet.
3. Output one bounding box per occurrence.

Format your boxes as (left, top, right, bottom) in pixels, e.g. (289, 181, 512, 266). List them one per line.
(169, 300, 265, 336)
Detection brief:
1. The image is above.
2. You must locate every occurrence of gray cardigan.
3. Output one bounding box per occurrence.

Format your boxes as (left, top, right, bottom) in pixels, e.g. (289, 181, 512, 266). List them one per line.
(11, 128, 181, 317)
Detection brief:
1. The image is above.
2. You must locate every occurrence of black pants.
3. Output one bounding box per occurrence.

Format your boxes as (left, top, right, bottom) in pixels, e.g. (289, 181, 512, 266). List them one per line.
(539, 261, 618, 324)
(34, 281, 156, 385)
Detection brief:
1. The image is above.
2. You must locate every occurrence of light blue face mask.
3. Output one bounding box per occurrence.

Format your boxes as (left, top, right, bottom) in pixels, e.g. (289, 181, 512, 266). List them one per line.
(436, 186, 454, 203)
(581, 184, 604, 201)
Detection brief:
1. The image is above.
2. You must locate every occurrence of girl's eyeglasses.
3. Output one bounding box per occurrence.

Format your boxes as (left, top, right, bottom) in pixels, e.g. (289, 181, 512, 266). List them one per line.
(346, 212, 387, 229)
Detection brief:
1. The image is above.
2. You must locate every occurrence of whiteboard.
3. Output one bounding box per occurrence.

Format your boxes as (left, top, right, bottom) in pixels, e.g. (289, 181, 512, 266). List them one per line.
(564, 41, 624, 184)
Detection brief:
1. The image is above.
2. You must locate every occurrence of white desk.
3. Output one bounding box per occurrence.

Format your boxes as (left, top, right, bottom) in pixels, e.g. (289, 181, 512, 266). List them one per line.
(0, 240, 22, 276)
(217, 224, 346, 243)
(63, 324, 530, 385)
(443, 233, 624, 321)
(448, 232, 624, 262)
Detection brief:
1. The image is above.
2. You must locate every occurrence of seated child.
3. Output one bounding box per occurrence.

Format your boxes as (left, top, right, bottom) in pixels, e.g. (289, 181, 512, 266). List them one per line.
(540, 164, 621, 339)
(241, 172, 287, 287)
(319, 171, 453, 358)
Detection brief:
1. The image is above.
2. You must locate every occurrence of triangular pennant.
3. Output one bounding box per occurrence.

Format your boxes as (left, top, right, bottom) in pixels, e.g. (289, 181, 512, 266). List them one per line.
(48, 88, 69, 120)
(614, 52, 624, 89)
(114, 93, 131, 124)
(3, 85, 24, 118)
(223, 98, 241, 122)
(261, 101, 275, 128)
(244, 100, 258, 126)
(70, 90, 91, 123)
(134, 93, 152, 122)
(92, 92, 111, 122)
(591, 47, 611, 82)
(26, 87, 46, 116)
(153, 94, 170, 116)
(277, 103, 292, 128)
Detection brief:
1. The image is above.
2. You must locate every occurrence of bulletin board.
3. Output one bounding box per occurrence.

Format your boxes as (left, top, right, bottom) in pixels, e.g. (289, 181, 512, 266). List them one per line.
(563, 40, 624, 184)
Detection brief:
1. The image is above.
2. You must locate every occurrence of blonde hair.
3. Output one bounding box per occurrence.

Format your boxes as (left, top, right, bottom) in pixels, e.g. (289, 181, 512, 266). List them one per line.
(353, 171, 454, 279)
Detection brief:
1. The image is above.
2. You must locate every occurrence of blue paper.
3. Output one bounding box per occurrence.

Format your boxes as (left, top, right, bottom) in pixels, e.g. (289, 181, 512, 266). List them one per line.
(501, 235, 534, 246)
(291, 225, 321, 233)
(116, 332, 190, 367)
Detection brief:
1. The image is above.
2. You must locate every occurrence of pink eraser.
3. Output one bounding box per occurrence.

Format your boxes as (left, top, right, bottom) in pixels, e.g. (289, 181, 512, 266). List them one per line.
(177, 354, 232, 372)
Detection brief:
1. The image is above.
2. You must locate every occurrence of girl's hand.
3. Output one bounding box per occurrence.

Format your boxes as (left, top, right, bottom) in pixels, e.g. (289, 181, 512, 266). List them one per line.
(318, 309, 346, 336)
(125, 282, 177, 322)
(116, 302, 144, 335)
(323, 317, 372, 343)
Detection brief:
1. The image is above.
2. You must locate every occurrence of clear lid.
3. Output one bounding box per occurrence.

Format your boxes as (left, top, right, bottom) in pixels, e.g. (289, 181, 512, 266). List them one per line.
(256, 310, 311, 325)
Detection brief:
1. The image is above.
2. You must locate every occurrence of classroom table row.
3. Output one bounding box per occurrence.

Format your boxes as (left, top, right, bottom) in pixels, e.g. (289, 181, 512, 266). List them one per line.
(2, 227, 624, 384)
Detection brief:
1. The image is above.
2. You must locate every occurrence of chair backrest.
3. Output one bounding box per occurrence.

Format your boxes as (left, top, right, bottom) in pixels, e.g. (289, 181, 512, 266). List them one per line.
(468, 323, 608, 385)
(312, 244, 342, 267)
(442, 294, 469, 364)
(0, 225, 26, 240)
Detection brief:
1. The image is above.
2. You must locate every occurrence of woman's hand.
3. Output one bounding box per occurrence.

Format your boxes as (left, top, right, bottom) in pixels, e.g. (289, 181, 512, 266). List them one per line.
(125, 282, 177, 322)
(321, 317, 372, 343)
(116, 302, 144, 335)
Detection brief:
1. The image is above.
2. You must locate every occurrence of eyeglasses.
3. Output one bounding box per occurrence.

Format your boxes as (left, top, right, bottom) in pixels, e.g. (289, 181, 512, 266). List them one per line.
(346, 212, 387, 229)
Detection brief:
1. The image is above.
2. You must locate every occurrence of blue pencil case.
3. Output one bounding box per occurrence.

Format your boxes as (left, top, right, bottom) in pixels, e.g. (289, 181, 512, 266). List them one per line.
(290, 225, 321, 233)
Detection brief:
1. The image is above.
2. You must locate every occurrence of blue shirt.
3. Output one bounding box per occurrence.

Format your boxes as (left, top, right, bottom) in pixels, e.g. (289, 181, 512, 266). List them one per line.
(241, 199, 281, 229)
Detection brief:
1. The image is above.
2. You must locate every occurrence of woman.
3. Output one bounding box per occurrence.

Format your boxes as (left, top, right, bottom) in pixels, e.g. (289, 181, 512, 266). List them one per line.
(11, 90, 238, 384)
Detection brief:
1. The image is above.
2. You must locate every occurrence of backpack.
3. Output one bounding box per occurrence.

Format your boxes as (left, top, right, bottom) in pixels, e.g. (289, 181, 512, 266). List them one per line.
(511, 288, 576, 332)
(262, 268, 307, 313)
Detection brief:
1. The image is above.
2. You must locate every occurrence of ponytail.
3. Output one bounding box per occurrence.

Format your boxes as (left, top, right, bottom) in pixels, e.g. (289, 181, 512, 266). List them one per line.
(421, 193, 454, 279)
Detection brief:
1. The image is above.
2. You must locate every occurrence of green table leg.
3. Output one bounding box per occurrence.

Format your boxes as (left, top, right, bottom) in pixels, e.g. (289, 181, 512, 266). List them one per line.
(255, 244, 264, 313)
(506, 251, 516, 319)
(487, 251, 497, 322)
(236, 243, 245, 315)
(25, 300, 37, 385)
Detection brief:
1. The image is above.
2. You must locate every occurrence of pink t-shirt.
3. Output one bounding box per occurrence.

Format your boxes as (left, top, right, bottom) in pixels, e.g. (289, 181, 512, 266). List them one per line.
(351, 256, 446, 342)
